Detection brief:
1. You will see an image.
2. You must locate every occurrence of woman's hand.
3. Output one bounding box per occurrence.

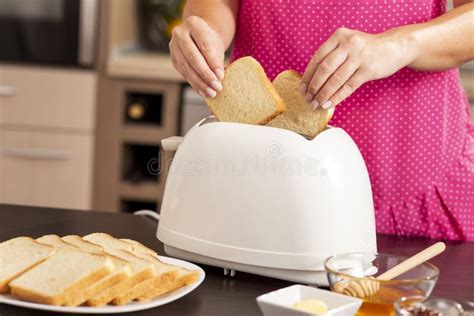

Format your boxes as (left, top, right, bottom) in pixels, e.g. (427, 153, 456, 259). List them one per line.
(301, 27, 417, 109)
(170, 16, 226, 98)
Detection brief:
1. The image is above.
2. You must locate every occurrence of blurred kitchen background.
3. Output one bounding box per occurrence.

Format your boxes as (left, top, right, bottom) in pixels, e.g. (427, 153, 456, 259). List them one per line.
(0, 0, 472, 214)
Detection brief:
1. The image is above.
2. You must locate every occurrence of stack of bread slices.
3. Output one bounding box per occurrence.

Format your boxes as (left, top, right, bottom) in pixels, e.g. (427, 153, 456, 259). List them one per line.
(0, 233, 199, 306)
(205, 56, 335, 139)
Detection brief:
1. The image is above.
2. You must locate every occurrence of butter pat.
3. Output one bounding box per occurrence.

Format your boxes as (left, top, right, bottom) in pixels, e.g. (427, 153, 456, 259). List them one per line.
(292, 298, 328, 314)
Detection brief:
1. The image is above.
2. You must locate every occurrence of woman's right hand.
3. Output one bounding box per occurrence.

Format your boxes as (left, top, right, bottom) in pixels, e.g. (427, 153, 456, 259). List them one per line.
(169, 16, 225, 98)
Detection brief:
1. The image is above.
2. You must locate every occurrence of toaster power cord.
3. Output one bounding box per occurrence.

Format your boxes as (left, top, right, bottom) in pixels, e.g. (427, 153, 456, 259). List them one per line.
(133, 210, 160, 222)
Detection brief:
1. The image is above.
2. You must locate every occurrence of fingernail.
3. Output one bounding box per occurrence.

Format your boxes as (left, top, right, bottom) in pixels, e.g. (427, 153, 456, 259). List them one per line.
(300, 83, 307, 94)
(210, 80, 222, 91)
(198, 90, 206, 98)
(306, 93, 314, 102)
(215, 68, 224, 80)
(206, 87, 217, 98)
(310, 100, 319, 110)
(322, 101, 333, 109)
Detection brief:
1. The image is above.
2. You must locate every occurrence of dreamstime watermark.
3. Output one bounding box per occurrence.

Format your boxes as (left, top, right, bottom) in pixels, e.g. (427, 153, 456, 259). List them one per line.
(146, 141, 328, 177)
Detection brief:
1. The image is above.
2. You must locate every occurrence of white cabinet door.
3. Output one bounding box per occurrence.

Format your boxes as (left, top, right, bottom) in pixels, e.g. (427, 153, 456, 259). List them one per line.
(0, 65, 96, 131)
(0, 129, 93, 210)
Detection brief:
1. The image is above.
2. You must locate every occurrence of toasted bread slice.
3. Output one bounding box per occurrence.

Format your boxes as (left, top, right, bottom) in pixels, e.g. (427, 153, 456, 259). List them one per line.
(0, 237, 55, 293)
(56, 235, 132, 306)
(83, 234, 155, 306)
(205, 56, 285, 125)
(267, 70, 334, 138)
(9, 250, 113, 306)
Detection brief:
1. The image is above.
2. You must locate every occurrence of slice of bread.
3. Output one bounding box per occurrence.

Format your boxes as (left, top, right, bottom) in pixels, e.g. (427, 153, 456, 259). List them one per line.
(9, 250, 113, 306)
(120, 238, 157, 256)
(205, 56, 285, 125)
(111, 252, 179, 305)
(36, 235, 83, 252)
(62, 235, 103, 254)
(119, 239, 200, 302)
(83, 233, 179, 305)
(83, 233, 155, 307)
(267, 70, 334, 138)
(62, 235, 132, 306)
(137, 267, 199, 302)
(0, 237, 55, 293)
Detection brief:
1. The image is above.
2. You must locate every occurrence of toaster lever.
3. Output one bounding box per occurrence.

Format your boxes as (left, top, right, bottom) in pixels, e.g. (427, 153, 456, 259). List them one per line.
(161, 136, 184, 152)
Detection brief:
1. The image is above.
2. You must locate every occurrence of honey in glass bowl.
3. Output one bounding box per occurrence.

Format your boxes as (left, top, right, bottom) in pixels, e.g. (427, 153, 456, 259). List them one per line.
(324, 253, 439, 316)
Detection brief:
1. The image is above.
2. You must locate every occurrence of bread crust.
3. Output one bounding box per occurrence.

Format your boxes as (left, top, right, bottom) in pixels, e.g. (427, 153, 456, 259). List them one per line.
(86, 268, 154, 306)
(137, 270, 200, 301)
(0, 238, 55, 293)
(111, 269, 179, 305)
(10, 263, 111, 306)
(268, 70, 334, 138)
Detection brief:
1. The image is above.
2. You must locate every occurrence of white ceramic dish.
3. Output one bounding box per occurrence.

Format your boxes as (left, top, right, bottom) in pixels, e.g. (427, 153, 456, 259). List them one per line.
(256, 284, 362, 316)
(0, 256, 205, 314)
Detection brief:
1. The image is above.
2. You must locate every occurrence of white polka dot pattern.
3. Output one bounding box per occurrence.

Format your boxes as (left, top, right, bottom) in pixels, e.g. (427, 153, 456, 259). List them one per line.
(231, 0, 474, 241)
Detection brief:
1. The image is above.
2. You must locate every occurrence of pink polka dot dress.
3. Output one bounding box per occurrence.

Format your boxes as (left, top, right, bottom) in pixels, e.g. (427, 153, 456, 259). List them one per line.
(231, 0, 474, 241)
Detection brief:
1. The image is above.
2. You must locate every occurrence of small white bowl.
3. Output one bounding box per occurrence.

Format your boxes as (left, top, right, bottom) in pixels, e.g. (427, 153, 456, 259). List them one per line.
(256, 284, 362, 316)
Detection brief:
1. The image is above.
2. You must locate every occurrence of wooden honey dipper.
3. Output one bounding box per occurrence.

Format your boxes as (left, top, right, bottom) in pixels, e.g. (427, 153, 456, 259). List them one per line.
(333, 242, 446, 298)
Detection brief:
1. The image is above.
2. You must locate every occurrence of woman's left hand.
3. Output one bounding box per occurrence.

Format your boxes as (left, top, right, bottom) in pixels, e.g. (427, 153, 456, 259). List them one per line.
(301, 27, 416, 109)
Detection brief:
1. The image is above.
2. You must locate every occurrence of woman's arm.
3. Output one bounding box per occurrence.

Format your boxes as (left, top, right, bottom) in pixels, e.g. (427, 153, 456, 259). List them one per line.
(405, 2, 474, 70)
(183, 0, 239, 50)
(170, 0, 239, 97)
(301, 2, 474, 110)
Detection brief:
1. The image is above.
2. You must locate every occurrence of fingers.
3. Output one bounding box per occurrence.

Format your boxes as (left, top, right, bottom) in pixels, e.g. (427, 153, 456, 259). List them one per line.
(306, 46, 348, 107)
(190, 26, 225, 80)
(312, 58, 359, 109)
(325, 71, 366, 108)
(176, 33, 223, 93)
(169, 16, 226, 97)
(171, 43, 216, 97)
(301, 35, 339, 92)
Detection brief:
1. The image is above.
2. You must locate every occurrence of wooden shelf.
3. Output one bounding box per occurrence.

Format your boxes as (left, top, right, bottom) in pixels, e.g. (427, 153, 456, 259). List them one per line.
(107, 51, 185, 82)
(122, 125, 173, 145)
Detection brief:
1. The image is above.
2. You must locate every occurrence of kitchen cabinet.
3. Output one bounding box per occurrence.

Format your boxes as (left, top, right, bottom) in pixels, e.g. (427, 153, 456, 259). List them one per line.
(0, 65, 96, 131)
(0, 64, 97, 210)
(0, 129, 93, 209)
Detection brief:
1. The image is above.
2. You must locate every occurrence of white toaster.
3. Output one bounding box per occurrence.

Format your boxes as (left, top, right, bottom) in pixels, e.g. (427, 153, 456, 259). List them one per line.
(157, 117, 376, 285)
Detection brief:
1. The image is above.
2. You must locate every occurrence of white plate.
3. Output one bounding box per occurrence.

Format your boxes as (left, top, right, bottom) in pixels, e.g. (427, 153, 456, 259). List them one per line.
(0, 256, 205, 314)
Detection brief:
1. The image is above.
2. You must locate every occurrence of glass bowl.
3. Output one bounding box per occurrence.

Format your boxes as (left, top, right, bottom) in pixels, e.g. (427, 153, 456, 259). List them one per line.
(324, 253, 439, 316)
(394, 296, 465, 316)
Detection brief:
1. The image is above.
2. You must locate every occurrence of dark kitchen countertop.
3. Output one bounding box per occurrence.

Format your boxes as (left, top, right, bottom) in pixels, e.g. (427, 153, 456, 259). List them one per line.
(0, 204, 473, 316)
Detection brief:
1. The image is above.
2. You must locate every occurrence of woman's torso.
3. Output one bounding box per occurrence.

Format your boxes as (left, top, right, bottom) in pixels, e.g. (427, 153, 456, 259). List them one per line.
(231, 0, 474, 240)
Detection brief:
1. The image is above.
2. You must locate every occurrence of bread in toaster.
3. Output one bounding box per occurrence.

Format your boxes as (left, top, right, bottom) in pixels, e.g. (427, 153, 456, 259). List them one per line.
(9, 249, 113, 306)
(267, 70, 334, 138)
(205, 56, 285, 125)
(0, 237, 55, 293)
